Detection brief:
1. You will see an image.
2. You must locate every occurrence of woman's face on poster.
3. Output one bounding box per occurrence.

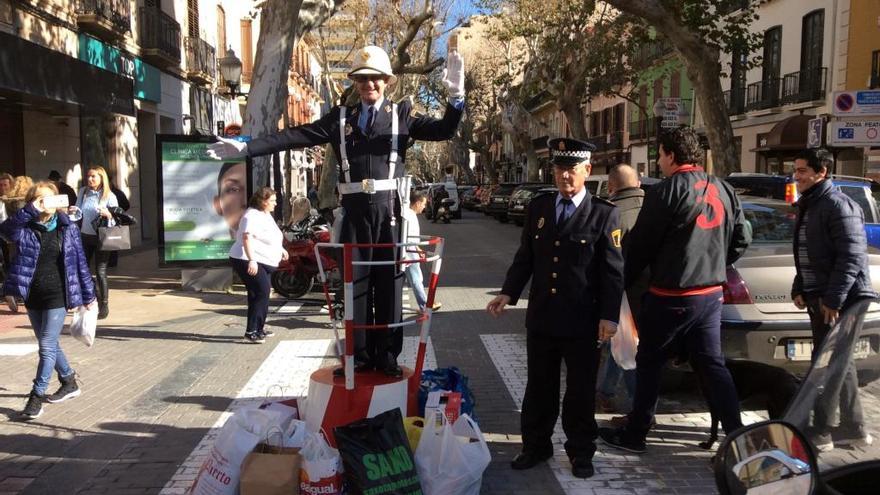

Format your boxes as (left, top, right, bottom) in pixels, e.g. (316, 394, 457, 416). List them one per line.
(214, 163, 247, 231)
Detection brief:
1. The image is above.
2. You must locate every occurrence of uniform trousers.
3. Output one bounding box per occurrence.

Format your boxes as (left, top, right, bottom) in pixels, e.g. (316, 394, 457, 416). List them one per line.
(521, 331, 600, 459)
(806, 296, 869, 434)
(629, 291, 743, 439)
(338, 192, 404, 362)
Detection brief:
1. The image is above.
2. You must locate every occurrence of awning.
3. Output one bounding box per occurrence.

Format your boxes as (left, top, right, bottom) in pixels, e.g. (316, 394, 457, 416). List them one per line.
(0, 31, 134, 116)
(750, 114, 811, 152)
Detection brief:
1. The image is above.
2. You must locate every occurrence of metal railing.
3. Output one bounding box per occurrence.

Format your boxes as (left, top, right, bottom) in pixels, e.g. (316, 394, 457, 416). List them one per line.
(586, 131, 625, 152)
(139, 7, 181, 64)
(745, 78, 781, 111)
(185, 36, 216, 82)
(77, 0, 131, 33)
(629, 118, 659, 141)
(782, 67, 827, 104)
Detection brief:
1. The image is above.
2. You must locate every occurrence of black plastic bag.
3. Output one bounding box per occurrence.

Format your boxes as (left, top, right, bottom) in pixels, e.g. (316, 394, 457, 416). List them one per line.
(334, 408, 423, 495)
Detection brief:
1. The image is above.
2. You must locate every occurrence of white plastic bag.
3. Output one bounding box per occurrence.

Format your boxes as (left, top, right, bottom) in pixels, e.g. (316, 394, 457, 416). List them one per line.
(415, 411, 491, 495)
(70, 305, 98, 347)
(191, 407, 284, 495)
(299, 430, 344, 495)
(610, 294, 639, 370)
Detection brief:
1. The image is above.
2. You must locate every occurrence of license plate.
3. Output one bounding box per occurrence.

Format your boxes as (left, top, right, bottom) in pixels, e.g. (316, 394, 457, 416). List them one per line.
(494, 198, 505, 203)
(786, 337, 872, 361)
(786, 339, 813, 361)
(514, 205, 524, 210)
(854, 338, 872, 360)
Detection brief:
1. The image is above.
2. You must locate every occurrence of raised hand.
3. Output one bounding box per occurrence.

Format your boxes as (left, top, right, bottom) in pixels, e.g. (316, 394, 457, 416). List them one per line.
(441, 50, 465, 98)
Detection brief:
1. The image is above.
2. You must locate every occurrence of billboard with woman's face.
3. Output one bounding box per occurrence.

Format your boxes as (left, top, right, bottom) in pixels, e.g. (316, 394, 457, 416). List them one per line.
(157, 135, 251, 264)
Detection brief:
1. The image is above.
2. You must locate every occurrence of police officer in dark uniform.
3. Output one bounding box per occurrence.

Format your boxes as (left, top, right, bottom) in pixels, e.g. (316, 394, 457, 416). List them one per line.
(487, 137, 624, 479)
(208, 46, 465, 376)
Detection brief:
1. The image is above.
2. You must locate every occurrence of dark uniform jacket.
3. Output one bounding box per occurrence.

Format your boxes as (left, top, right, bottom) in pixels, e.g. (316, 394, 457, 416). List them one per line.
(624, 165, 751, 291)
(501, 191, 624, 337)
(792, 179, 877, 310)
(247, 99, 463, 184)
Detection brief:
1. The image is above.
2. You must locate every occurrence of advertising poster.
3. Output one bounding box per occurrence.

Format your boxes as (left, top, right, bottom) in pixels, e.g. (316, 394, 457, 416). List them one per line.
(157, 136, 250, 265)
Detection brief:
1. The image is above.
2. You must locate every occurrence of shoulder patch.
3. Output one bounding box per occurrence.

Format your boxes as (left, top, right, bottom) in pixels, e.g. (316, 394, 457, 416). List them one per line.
(611, 228, 622, 248)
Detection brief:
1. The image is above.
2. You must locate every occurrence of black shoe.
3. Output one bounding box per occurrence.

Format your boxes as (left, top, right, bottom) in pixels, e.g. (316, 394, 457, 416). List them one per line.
(333, 355, 373, 376)
(598, 426, 647, 454)
(97, 303, 109, 320)
(21, 392, 46, 419)
(47, 373, 81, 404)
(378, 354, 403, 378)
(570, 457, 594, 479)
(244, 333, 265, 344)
(510, 450, 553, 470)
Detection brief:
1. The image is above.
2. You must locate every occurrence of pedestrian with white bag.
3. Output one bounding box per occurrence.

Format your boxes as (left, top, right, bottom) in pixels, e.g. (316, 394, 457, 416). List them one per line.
(415, 410, 491, 495)
(1, 181, 96, 419)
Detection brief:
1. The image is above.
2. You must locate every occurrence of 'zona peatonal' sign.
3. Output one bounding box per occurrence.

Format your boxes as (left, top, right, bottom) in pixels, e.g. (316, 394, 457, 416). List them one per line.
(828, 120, 880, 146)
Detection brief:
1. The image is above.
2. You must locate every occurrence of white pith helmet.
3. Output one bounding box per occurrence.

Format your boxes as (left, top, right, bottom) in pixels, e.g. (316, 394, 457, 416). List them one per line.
(348, 45, 397, 84)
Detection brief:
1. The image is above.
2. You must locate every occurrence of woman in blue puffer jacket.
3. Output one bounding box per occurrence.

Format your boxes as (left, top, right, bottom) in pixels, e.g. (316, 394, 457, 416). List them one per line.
(1, 181, 96, 419)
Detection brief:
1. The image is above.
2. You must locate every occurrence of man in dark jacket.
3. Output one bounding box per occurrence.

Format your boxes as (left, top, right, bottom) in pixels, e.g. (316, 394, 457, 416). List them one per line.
(208, 46, 465, 376)
(600, 126, 752, 454)
(791, 148, 876, 451)
(487, 137, 624, 478)
(597, 164, 643, 413)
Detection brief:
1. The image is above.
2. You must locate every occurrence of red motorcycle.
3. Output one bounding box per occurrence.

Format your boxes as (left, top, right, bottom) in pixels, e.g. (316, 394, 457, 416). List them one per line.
(271, 224, 340, 299)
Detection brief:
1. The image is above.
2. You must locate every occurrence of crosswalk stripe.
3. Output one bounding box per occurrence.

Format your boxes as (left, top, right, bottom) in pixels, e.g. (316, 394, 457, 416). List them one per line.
(160, 336, 436, 494)
(0, 343, 38, 356)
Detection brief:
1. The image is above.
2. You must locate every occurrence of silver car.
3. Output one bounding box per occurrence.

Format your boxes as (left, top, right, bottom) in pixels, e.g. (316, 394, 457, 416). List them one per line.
(721, 196, 880, 384)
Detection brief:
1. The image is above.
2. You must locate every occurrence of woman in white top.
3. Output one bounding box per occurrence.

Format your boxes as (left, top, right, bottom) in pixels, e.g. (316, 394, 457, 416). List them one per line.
(229, 187, 288, 343)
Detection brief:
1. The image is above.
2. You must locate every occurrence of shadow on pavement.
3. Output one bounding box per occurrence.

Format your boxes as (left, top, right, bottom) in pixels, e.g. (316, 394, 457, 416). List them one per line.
(162, 394, 232, 413)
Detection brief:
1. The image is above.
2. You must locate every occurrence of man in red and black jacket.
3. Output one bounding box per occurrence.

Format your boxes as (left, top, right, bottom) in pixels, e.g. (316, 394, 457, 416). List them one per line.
(599, 126, 752, 454)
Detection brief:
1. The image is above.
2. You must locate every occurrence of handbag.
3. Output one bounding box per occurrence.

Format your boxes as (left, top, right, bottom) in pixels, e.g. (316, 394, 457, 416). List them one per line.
(98, 224, 131, 251)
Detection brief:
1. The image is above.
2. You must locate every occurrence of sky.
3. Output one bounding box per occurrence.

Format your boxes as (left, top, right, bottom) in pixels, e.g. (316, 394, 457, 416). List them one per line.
(437, 0, 487, 52)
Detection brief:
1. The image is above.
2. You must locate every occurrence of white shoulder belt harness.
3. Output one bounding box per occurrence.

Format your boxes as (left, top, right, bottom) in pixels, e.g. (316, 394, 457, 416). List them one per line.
(336, 104, 400, 195)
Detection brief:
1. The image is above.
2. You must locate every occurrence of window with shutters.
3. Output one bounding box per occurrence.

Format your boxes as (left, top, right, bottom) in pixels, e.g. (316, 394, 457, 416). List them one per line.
(800, 10, 823, 73)
(614, 104, 624, 132)
(187, 0, 199, 38)
(670, 70, 681, 98)
(217, 5, 226, 53)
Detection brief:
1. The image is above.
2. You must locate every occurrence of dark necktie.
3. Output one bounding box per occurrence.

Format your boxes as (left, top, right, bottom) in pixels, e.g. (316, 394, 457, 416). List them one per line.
(365, 106, 376, 134)
(558, 198, 572, 228)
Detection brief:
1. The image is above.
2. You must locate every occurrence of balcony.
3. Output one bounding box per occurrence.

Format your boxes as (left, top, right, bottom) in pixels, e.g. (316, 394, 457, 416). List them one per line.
(745, 78, 781, 111)
(633, 41, 674, 67)
(724, 86, 746, 115)
(185, 37, 216, 85)
(587, 131, 624, 152)
(139, 7, 181, 69)
(782, 67, 827, 105)
(76, 0, 131, 40)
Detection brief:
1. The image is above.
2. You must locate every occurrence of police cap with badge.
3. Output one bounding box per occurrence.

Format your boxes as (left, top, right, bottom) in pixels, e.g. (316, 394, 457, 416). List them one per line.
(548, 138, 596, 167)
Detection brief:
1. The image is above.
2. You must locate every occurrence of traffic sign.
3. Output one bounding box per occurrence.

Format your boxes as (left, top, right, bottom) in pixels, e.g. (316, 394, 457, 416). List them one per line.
(832, 90, 880, 116)
(807, 117, 823, 148)
(828, 120, 880, 146)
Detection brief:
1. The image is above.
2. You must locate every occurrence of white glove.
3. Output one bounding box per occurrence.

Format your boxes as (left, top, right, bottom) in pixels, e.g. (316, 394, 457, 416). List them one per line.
(207, 136, 248, 160)
(441, 50, 465, 99)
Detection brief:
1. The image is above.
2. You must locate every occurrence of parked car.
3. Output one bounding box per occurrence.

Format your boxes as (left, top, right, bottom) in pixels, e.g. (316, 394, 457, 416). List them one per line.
(458, 185, 478, 210)
(485, 183, 521, 222)
(726, 173, 880, 248)
(507, 183, 554, 226)
(719, 195, 880, 384)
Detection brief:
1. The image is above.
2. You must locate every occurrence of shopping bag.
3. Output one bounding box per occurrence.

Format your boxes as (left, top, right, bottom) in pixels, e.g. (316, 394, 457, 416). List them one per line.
(610, 294, 639, 370)
(334, 408, 422, 495)
(418, 367, 477, 421)
(415, 411, 491, 495)
(403, 417, 425, 452)
(98, 224, 131, 251)
(70, 305, 98, 347)
(191, 407, 284, 495)
(239, 428, 302, 495)
(299, 430, 344, 495)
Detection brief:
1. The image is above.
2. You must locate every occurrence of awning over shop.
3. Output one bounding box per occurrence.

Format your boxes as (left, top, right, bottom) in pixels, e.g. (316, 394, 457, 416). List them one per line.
(0, 31, 134, 116)
(750, 114, 811, 152)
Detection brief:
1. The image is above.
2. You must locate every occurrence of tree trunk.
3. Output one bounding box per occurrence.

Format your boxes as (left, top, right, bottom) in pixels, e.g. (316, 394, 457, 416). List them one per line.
(244, 0, 341, 188)
(559, 98, 588, 141)
(523, 133, 540, 182)
(605, 0, 740, 176)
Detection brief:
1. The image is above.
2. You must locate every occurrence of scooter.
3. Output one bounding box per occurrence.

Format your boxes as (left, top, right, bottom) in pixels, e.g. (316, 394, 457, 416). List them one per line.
(432, 198, 456, 224)
(271, 224, 340, 299)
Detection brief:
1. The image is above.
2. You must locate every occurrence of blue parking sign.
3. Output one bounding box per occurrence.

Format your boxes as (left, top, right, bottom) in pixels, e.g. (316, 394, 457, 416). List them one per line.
(838, 128, 855, 139)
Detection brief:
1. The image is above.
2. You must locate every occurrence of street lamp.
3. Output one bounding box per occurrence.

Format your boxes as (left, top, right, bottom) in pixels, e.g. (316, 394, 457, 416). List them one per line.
(218, 47, 246, 98)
